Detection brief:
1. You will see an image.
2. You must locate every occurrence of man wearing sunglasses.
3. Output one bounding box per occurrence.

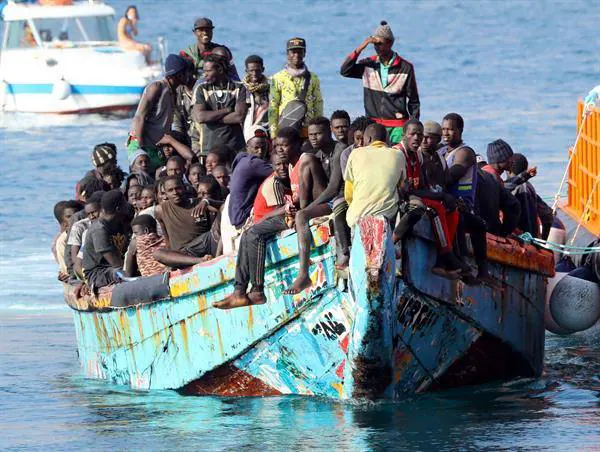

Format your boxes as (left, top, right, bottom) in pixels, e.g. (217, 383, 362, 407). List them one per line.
(340, 20, 420, 145)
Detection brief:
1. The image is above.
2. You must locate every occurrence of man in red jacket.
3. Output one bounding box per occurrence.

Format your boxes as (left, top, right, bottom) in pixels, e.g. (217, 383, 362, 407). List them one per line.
(340, 20, 420, 144)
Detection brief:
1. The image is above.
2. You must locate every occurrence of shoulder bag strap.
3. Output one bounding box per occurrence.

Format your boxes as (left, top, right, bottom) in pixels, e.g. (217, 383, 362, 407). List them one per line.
(298, 72, 311, 102)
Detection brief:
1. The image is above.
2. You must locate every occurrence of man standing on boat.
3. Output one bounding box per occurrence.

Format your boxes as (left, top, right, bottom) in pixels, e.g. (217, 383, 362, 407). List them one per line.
(182, 17, 239, 81)
(340, 21, 420, 144)
(173, 58, 201, 155)
(192, 54, 248, 160)
(268, 38, 323, 138)
(128, 54, 190, 174)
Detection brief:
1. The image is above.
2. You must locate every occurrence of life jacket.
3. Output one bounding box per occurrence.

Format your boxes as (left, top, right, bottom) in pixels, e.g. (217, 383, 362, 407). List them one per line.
(444, 143, 478, 209)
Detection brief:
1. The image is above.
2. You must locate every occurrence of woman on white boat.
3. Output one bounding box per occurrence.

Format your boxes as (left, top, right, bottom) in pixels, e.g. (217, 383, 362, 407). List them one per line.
(117, 5, 152, 64)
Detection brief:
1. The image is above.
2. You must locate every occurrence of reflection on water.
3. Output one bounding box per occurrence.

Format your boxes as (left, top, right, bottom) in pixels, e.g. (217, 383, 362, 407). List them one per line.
(1, 314, 598, 450)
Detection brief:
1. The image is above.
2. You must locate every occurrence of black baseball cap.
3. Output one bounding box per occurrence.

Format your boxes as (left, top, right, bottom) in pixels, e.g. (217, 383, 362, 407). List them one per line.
(193, 17, 214, 30)
(286, 37, 306, 50)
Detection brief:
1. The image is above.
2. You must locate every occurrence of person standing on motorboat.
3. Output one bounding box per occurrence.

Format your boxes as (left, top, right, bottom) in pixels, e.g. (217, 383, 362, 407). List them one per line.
(117, 5, 152, 65)
(182, 17, 239, 81)
(340, 21, 420, 144)
(128, 54, 190, 174)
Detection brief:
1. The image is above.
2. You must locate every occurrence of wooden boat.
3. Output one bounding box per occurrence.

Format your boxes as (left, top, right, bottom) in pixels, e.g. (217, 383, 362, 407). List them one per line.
(64, 214, 554, 399)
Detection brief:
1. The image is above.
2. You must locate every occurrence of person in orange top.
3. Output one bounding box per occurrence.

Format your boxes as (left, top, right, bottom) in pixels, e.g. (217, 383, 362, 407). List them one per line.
(215, 127, 326, 309)
(252, 153, 292, 225)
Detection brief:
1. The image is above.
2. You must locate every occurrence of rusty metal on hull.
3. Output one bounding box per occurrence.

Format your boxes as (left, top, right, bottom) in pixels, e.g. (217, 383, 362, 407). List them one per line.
(65, 218, 549, 399)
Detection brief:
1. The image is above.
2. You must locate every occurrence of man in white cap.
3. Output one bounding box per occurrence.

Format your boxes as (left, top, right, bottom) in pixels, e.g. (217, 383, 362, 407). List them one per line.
(341, 20, 420, 144)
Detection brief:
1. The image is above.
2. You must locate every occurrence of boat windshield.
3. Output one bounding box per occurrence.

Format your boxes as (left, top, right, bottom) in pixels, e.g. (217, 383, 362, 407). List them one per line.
(4, 15, 115, 49)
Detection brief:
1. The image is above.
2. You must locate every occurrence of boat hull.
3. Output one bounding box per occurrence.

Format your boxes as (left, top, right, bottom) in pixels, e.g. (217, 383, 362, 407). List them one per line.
(0, 47, 159, 114)
(66, 218, 551, 399)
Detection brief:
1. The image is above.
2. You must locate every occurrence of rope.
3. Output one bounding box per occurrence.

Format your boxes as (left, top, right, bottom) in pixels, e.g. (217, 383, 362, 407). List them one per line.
(569, 173, 600, 246)
(518, 232, 600, 256)
(551, 107, 591, 214)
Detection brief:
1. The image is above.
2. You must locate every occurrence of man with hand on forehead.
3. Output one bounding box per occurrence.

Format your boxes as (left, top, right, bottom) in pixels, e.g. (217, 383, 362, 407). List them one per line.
(341, 20, 420, 144)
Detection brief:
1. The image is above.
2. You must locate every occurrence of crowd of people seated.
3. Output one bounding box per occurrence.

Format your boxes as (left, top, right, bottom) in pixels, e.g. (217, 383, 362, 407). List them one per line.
(52, 17, 561, 308)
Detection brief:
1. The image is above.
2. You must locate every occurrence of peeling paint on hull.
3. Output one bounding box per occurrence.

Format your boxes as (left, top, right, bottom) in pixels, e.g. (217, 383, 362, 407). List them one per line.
(66, 218, 549, 399)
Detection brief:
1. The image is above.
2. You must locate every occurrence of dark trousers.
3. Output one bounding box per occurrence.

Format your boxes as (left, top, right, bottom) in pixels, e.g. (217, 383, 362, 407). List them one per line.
(332, 201, 351, 259)
(457, 211, 487, 270)
(235, 215, 288, 292)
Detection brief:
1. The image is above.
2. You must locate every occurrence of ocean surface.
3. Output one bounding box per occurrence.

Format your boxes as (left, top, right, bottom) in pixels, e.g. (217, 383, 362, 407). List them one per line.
(1, 0, 599, 449)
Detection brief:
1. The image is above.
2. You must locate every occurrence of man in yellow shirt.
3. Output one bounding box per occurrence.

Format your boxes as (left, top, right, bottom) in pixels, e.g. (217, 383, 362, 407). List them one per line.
(344, 123, 407, 227)
(268, 38, 323, 137)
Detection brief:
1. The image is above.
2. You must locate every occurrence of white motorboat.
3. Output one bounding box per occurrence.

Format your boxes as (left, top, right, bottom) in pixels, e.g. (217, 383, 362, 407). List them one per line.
(0, 0, 164, 114)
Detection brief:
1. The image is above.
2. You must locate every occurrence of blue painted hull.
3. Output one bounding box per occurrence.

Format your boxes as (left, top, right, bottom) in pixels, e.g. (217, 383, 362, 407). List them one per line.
(66, 218, 549, 399)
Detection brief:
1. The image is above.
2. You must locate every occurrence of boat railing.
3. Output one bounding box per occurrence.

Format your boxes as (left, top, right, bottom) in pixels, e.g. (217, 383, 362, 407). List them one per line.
(564, 100, 600, 236)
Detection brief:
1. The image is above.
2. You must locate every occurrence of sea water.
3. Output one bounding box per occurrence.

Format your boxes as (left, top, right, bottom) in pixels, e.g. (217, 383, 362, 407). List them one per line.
(0, 0, 598, 449)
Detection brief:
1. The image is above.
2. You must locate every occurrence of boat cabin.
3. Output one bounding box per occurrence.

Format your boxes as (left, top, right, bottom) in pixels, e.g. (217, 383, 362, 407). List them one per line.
(1, 1, 117, 51)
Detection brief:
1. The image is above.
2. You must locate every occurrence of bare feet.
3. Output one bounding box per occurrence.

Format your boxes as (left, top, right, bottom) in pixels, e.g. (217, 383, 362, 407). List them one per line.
(213, 289, 268, 310)
(247, 290, 267, 305)
(284, 274, 312, 295)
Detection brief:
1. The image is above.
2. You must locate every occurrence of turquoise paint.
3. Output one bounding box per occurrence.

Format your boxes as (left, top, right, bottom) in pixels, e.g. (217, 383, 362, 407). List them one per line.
(67, 218, 548, 398)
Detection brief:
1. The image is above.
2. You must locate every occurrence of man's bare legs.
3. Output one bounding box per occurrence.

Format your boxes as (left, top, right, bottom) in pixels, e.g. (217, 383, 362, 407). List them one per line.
(285, 156, 328, 294)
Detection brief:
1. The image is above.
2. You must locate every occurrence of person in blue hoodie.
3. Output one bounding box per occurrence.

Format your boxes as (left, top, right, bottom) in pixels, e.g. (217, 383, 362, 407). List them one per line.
(220, 126, 273, 253)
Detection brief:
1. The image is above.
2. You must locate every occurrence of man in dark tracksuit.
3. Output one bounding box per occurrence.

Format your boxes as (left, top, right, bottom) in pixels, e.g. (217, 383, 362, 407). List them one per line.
(340, 20, 420, 144)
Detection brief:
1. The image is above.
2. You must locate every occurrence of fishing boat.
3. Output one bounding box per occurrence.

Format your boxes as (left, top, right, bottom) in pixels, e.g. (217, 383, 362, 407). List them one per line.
(0, 0, 163, 114)
(63, 215, 554, 398)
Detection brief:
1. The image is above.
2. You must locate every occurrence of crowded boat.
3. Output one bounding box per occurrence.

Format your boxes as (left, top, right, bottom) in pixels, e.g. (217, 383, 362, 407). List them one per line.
(51, 13, 599, 313)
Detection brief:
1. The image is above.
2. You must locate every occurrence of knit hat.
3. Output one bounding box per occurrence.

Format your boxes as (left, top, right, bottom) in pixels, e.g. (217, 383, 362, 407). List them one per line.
(92, 143, 117, 167)
(373, 20, 394, 43)
(164, 54, 187, 77)
(486, 139, 514, 164)
(129, 148, 149, 168)
(423, 120, 442, 136)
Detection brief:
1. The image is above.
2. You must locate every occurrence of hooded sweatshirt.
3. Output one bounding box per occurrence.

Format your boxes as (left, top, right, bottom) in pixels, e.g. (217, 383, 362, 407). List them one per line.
(227, 152, 272, 228)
